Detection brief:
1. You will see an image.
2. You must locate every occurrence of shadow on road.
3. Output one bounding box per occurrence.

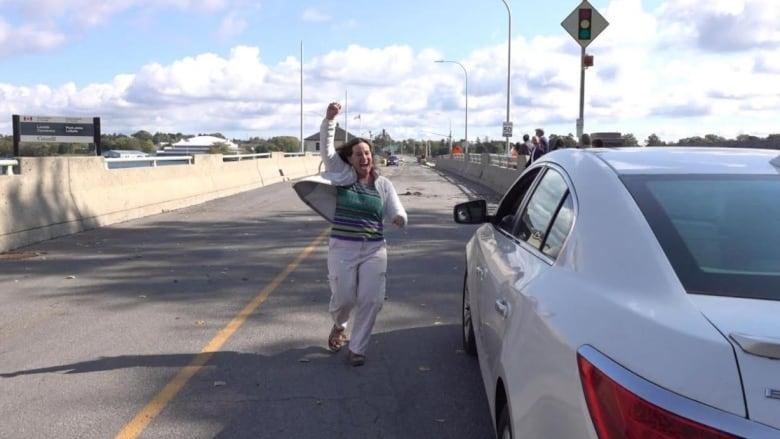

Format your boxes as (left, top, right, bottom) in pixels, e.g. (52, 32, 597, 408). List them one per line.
(2, 324, 493, 439)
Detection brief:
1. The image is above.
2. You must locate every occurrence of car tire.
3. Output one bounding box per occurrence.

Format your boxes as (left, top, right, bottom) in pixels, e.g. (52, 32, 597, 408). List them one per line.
(497, 405, 512, 439)
(462, 272, 477, 356)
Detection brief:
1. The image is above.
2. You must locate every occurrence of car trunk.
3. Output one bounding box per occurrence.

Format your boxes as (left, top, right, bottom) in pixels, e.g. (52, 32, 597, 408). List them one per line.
(690, 295, 780, 430)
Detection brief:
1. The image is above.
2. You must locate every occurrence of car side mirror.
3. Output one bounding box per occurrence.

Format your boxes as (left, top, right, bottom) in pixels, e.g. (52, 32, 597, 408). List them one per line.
(453, 200, 489, 224)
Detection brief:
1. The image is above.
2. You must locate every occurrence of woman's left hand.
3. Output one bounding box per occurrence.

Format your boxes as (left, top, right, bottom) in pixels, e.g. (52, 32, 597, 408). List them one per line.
(392, 215, 405, 228)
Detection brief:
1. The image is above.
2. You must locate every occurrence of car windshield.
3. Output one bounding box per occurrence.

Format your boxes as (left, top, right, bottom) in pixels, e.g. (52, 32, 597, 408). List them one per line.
(623, 174, 780, 301)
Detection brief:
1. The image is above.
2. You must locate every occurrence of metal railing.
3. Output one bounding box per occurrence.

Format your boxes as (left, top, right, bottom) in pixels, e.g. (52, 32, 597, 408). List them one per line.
(283, 152, 319, 158)
(0, 159, 18, 176)
(446, 153, 521, 169)
(4, 151, 321, 174)
(222, 153, 272, 161)
(104, 155, 193, 169)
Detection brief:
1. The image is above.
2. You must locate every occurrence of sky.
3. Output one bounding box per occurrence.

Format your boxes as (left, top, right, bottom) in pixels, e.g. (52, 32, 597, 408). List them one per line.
(1, 0, 779, 146)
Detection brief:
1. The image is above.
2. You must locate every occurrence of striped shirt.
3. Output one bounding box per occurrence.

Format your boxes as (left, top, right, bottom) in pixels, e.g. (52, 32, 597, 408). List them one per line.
(331, 181, 384, 241)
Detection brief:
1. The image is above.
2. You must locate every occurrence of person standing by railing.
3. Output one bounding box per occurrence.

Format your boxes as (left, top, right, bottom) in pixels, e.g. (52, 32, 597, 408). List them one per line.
(293, 102, 407, 367)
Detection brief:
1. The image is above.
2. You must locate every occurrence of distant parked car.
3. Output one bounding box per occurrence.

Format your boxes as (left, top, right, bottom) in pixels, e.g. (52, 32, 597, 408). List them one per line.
(453, 147, 780, 438)
(103, 149, 149, 158)
(387, 155, 400, 166)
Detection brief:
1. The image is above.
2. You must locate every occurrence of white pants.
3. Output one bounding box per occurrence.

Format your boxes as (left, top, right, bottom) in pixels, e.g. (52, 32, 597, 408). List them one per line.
(327, 238, 387, 355)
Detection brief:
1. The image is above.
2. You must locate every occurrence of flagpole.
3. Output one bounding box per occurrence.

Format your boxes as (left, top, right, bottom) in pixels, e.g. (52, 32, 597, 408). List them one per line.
(344, 90, 348, 142)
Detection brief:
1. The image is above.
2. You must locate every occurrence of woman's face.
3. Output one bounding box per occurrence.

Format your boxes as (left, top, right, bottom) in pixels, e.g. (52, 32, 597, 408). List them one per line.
(348, 142, 373, 178)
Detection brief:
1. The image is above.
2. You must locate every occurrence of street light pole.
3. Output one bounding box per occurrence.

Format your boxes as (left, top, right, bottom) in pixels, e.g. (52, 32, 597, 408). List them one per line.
(434, 60, 468, 154)
(448, 117, 452, 154)
(501, 0, 512, 155)
(300, 40, 304, 153)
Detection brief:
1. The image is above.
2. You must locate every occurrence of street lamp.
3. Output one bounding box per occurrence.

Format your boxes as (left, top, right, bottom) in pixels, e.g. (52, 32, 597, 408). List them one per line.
(501, 0, 512, 155)
(434, 60, 468, 154)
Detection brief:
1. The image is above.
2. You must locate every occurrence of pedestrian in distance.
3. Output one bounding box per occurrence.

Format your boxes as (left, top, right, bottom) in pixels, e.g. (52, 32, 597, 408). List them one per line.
(523, 133, 532, 155)
(526, 136, 544, 167)
(511, 142, 522, 169)
(535, 128, 549, 153)
(292, 102, 408, 367)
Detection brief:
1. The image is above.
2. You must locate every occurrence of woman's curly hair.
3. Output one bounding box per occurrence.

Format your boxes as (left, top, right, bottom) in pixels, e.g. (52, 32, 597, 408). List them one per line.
(336, 137, 381, 178)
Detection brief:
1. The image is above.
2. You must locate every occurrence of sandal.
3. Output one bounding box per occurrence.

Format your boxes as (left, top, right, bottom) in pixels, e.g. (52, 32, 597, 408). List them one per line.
(328, 325, 347, 352)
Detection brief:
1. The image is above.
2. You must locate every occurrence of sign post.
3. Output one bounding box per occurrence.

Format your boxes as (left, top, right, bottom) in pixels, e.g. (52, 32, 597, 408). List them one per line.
(561, 0, 608, 144)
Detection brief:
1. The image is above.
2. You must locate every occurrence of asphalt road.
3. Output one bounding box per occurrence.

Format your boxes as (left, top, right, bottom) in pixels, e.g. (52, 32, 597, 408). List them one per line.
(0, 159, 503, 439)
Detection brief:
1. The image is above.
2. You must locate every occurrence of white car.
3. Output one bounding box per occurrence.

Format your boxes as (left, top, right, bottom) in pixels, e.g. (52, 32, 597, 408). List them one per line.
(453, 147, 780, 438)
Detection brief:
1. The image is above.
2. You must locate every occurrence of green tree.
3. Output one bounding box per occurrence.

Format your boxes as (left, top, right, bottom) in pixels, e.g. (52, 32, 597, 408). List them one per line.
(207, 142, 233, 154)
(736, 134, 760, 143)
(677, 136, 706, 146)
(622, 133, 639, 146)
(646, 134, 665, 146)
(267, 136, 300, 152)
(704, 134, 726, 144)
(132, 130, 153, 143)
(0, 136, 12, 156)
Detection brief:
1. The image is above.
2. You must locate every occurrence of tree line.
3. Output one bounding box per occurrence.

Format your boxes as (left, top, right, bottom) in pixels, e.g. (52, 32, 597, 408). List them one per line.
(2, 130, 778, 157)
(0, 131, 305, 156)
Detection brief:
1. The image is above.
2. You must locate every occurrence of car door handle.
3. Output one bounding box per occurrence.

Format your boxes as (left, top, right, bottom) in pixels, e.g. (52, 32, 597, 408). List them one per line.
(495, 299, 510, 319)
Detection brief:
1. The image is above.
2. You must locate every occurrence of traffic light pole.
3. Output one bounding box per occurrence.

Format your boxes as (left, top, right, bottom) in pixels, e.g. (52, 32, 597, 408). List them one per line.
(578, 45, 586, 143)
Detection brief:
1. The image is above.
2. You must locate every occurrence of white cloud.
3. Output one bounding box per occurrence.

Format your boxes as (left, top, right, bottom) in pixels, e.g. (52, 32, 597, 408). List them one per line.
(217, 13, 248, 41)
(1, 0, 779, 144)
(0, 19, 67, 57)
(658, 0, 780, 52)
(302, 8, 330, 23)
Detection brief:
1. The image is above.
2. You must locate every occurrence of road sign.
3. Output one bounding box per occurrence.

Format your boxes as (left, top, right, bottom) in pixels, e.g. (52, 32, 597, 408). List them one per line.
(561, 0, 609, 48)
(18, 115, 96, 143)
(502, 121, 513, 138)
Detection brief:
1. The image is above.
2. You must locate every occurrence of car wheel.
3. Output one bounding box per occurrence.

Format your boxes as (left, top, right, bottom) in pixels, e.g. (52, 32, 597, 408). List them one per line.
(497, 405, 512, 439)
(462, 272, 477, 356)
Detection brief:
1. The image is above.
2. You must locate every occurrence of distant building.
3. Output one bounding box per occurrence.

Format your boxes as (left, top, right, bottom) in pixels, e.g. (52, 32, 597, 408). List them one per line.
(303, 123, 358, 153)
(158, 135, 239, 155)
(590, 132, 624, 147)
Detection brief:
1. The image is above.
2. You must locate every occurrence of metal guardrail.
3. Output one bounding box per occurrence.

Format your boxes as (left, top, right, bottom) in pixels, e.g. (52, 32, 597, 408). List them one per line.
(0, 159, 18, 176)
(104, 155, 193, 169)
(222, 153, 272, 161)
(3, 152, 316, 173)
(447, 153, 521, 169)
(283, 152, 320, 158)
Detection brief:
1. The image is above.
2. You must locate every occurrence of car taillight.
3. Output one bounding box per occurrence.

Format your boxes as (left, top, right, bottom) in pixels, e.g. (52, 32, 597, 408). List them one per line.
(577, 353, 740, 439)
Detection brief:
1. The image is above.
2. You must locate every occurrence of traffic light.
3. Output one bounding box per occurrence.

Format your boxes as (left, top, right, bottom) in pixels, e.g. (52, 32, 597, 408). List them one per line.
(578, 8, 592, 40)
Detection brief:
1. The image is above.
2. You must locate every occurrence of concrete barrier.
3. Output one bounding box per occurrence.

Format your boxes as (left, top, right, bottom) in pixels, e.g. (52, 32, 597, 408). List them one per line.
(433, 154, 526, 195)
(0, 152, 320, 253)
(1, 150, 514, 253)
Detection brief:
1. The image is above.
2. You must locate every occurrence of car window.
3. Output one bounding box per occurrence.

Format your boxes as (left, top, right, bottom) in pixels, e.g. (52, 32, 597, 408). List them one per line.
(493, 168, 542, 232)
(514, 169, 569, 251)
(541, 193, 574, 259)
(623, 175, 780, 301)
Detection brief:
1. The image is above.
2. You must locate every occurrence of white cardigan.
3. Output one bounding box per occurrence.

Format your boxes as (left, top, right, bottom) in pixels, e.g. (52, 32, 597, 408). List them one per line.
(292, 118, 408, 227)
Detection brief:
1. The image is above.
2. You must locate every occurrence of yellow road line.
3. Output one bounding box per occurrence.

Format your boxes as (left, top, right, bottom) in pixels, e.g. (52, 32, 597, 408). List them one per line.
(115, 227, 330, 439)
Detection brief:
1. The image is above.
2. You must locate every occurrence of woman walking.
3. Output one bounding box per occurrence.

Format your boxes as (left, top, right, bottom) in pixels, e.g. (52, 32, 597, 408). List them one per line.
(293, 103, 407, 366)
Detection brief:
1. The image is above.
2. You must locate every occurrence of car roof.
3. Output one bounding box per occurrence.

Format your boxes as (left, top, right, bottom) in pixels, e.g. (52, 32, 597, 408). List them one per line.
(583, 147, 780, 175)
